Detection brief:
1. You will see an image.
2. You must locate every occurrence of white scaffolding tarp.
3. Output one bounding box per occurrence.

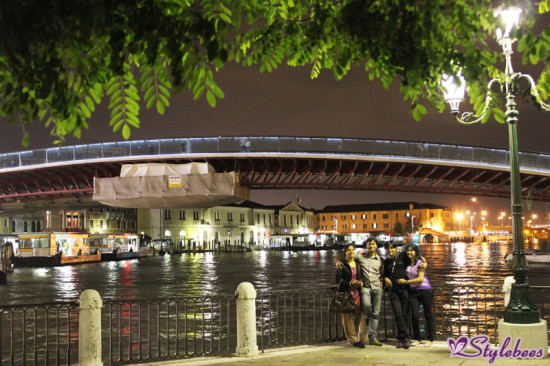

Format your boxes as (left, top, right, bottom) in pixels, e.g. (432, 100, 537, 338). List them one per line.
(120, 162, 214, 177)
(93, 163, 249, 208)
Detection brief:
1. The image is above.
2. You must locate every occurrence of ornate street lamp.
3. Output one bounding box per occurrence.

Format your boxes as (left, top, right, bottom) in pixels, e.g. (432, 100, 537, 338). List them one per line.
(442, 7, 549, 325)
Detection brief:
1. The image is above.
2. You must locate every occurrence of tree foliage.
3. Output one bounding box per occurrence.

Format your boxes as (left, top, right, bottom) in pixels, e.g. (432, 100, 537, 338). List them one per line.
(0, 0, 548, 146)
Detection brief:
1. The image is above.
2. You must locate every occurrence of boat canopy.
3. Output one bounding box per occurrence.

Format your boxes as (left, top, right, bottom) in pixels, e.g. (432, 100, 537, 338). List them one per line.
(93, 163, 249, 208)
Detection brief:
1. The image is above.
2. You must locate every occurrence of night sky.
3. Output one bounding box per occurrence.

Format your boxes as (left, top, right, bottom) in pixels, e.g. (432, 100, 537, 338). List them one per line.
(1, 60, 548, 220)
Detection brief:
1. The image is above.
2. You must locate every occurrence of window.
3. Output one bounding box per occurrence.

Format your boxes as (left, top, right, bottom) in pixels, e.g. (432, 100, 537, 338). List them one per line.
(363, 224, 367, 229)
(341, 215, 346, 220)
(418, 212, 422, 218)
(343, 224, 347, 230)
(228, 212, 233, 222)
(263, 214, 266, 224)
(164, 210, 171, 220)
(297, 216, 300, 226)
(322, 216, 326, 221)
(352, 224, 357, 229)
(331, 215, 336, 220)
(351, 214, 356, 220)
(269, 215, 272, 224)
(179, 210, 186, 220)
(257, 214, 260, 224)
(383, 223, 390, 229)
(3, 218, 7, 228)
(290, 216, 293, 225)
(193, 211, 199, 220)
(430, 213, 434, 218)
(89, 220, 94, 228)
(372, 223, 378, 229)
(100, 220, 104, 228)
(406, 212, 411, 218)
(396, 213, 399, 219)
(214, 212, 220, 221)
(361, 214, 367, 220)
(240, 213, 245, 222)
(373, 214, 377, 220)
(382, 213, 389, 219)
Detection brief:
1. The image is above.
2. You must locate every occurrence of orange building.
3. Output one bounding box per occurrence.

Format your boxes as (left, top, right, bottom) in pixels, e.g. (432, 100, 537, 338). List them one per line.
(314, 202, 452, 235)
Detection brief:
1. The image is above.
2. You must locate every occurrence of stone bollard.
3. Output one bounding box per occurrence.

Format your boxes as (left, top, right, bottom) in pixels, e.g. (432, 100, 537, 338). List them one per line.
(235, 282, 259, 357)
(503, 276, 515, 306)
(79, 290, 103, 366)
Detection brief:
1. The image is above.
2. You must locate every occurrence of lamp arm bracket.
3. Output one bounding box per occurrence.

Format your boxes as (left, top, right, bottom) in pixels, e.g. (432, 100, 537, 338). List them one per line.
(454, 78, 501, 125)
(516, 73, 550, 113)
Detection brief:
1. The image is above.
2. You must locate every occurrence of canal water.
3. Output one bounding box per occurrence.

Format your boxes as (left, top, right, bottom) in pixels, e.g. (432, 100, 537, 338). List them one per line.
(1, 241, 549, 305)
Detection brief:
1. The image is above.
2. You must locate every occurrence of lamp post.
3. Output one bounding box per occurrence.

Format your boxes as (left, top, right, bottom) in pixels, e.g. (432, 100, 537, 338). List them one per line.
(442, 6, 548, 324)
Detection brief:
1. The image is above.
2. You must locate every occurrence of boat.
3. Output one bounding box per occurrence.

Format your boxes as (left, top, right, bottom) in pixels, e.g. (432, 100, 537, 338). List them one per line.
(11, 251, 102, 267)
(505, 251, 550, 265)
(10, 232, 145, 267)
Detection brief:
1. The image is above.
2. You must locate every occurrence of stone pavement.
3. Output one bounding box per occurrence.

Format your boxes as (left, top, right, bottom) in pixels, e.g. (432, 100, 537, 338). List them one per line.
(141, 341, 550, 366)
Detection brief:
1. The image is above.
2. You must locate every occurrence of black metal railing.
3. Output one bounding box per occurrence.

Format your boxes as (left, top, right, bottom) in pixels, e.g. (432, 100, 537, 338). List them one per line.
(102, 296, 235, 365)
(0, 302, 79, 365)
(0, 137, 548, 173)
(256, 289, 345, 350)
(1, 285, 549, 365)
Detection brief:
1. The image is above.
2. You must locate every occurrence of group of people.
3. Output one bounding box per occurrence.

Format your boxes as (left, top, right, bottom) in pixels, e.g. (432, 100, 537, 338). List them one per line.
(336, 239, 435, 349)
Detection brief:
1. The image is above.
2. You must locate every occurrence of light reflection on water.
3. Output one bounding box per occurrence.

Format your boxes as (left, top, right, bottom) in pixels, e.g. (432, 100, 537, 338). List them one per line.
(1, 242, 549, 305)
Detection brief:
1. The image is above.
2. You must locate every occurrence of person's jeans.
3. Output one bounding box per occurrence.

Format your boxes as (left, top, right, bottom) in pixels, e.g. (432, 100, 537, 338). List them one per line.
(360, 287, 382, 340)
(389, 288, 409, 341)
(409, 288, 435, 342)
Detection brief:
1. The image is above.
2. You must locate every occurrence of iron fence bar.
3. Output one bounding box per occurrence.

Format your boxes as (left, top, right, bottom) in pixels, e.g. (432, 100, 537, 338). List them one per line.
(138, 302, 142, 361)
(175, 300, 179, 358)
(66, 305, 71, 365)
(156, 302, 160, 359)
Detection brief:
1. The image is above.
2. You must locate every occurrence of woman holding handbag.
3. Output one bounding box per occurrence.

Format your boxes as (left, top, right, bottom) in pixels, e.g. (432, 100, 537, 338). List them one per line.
(335, 244, 367, 348)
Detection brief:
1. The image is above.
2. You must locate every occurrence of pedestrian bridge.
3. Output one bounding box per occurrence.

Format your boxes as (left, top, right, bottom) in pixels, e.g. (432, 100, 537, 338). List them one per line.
(0, 136, 548, 210)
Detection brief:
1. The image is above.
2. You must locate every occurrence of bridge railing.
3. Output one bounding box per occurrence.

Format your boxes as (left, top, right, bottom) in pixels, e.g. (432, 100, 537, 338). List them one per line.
(0, 137, 548, 173)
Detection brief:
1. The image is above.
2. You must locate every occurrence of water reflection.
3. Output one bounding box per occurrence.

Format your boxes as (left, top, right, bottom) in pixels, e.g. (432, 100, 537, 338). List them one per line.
(0, 242, 549, 305)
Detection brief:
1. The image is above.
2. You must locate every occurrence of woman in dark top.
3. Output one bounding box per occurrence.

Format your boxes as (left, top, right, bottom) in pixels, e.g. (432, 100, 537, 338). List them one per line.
(336, 244, 367, 348)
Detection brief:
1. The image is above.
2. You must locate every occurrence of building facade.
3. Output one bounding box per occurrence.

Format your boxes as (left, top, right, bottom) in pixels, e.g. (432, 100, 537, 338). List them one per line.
(315, 202, 452, 240)
(138, 201, 316, 248)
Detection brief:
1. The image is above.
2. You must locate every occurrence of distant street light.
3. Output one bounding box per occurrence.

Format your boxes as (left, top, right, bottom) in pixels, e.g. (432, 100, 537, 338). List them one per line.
(456, 213, 464, 231)
(442, 6, 545, 324)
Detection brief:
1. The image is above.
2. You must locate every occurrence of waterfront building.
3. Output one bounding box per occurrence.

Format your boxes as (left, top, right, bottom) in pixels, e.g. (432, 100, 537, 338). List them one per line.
(137, 200, 316, 248)
(314, 202, 452, 242)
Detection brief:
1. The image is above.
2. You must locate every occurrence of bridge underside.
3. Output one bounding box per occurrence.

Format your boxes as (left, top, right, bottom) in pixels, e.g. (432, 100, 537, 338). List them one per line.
(0, 156, 547, 211)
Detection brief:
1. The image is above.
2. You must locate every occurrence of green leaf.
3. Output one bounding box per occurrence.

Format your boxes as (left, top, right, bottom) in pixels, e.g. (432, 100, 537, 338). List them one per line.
(206, 90, 216, 107)
(158, 94, 170, 107)
(493, 108, 506, 123)
(122, 124, 131, 139)
(156, 100, 166, 115)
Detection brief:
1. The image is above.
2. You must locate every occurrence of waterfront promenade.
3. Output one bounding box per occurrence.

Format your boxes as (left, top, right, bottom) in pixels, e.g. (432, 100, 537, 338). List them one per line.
(144, 342, 549, 366)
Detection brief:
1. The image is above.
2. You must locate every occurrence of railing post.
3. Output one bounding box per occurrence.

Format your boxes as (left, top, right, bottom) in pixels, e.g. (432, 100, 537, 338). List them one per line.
(79, 289, 103, 366)
(235, 282, 259, 357)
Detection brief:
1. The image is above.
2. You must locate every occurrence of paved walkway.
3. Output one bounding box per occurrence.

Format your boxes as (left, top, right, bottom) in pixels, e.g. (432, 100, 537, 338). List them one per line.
(141, 341, 549, 366)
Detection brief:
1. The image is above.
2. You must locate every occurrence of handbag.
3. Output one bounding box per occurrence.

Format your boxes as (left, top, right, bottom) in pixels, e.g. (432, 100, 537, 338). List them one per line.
(328, 279, 358, 313)
(329, 292, 357, 313)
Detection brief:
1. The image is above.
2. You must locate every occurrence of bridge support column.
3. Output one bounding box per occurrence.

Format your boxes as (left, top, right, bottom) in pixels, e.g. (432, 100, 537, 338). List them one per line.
(235, 282, 259, 357)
